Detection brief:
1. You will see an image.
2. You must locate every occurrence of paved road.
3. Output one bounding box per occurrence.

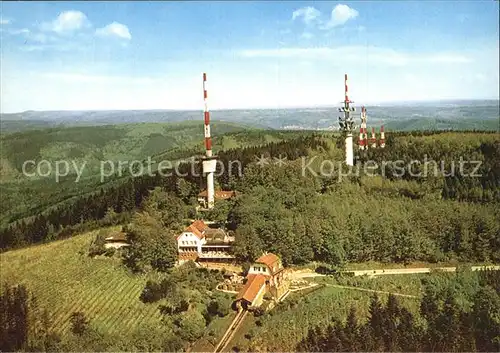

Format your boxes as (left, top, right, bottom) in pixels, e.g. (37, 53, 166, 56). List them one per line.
(293, 265, 500, 279)
(325, 283, 419, 298)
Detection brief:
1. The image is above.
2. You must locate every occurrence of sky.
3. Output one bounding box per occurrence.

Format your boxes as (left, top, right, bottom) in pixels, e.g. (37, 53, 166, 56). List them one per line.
(0, 1, 499, 113)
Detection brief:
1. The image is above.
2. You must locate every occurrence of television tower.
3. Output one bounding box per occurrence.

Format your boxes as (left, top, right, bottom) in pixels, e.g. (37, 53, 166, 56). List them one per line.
(202, 73, 217, 209)
(338, 74, 356, 166)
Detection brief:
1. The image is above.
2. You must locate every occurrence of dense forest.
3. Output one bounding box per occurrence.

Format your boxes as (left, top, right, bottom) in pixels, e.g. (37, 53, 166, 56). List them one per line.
(1, 129, 499, 352)
(1, 131, 499, 266)
(297, 269, 500, 352)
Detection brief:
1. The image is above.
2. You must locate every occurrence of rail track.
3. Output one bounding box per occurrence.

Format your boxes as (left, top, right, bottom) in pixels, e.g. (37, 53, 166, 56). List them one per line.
(213, 308, 248, 353)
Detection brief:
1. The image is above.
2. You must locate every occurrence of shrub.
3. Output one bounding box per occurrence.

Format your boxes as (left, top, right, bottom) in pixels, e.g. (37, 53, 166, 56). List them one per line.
(88, 231, 107, 257)
(104, 247, 116, 257)
(70, 312, 89, 336)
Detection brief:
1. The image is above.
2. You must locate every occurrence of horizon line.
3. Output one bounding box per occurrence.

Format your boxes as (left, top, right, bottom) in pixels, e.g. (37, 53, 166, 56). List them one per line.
(1, 98, 499, 115)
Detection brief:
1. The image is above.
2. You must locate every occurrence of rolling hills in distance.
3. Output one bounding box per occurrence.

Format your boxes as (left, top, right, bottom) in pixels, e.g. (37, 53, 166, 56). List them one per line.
(0, 121, 306, 227)
(1, 99, 499, 133)
(0, 99, 498, 227)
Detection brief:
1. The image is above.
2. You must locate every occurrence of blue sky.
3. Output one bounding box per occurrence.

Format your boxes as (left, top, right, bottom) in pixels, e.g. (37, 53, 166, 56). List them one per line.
(1, 1, 498, 113)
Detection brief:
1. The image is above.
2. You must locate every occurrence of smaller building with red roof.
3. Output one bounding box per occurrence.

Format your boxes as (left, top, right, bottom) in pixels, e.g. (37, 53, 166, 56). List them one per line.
(234, 252, 290, 310)
(197, 190, 237, 209)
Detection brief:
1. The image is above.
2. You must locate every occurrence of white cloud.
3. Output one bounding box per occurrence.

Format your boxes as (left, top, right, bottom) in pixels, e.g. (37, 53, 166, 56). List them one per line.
(43, 11, 90, 33)
(96, 22, 131, 40)
(292, 7, 321, 25)
(322, 4, 359, 29)
(291, 4, 359, 32)
(238, 46, 404, 66)
(237, 46, 472, 67)
(1, 18, 12, 25)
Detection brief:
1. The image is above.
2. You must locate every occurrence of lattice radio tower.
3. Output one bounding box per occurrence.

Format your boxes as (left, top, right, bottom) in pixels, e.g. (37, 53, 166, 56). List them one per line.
(338, 74, 356, 166)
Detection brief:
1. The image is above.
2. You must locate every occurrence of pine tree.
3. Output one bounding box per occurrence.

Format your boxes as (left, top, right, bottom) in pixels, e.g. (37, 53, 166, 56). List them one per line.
(324, 323, 343, 352)
(368, 294, 385, 351)
(398, 307, 419, 352)
(382, 294, 401, 351)
(436, 290, 462, 351)
(472, 285, 500, 352)
(420, 290, 440, 351)
(343, 306, 360, 351)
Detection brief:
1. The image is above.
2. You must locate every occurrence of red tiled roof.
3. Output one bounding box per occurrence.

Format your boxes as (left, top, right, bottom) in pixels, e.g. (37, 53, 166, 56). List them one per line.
(192, 220, 209, 233)
(177, 220, 208, 240)
(186, 225, 204, 239)
(198, 190, 236, 199)
(105, 231, 128, 242)
(236, 274, 267, 304)
(256, 253, 280, 269)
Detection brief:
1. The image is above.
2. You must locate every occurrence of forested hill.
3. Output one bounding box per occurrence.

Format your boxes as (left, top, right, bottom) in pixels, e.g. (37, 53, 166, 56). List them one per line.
(0, 121, 316, 229)
(0, 122, 302, 226)
(1, 130, 499, 267)
(0, 121, 250, 179)
(1, 100, 498, 132)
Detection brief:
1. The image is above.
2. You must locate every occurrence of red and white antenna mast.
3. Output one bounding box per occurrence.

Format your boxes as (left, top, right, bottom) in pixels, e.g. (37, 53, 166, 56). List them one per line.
(379, 125, 386, 148)
(203, 73, 212, 158)
(358, 126, 365, 150)
(359, 106, 367, 150)
(370, 127, 377, 149)
(202, 73, 217, 209)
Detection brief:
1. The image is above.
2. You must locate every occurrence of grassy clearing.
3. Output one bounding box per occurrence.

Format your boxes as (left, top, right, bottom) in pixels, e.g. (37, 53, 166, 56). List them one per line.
(312, 273, 426, 297)
(0, 227, 163, 336)
(224, 313, 257, 352)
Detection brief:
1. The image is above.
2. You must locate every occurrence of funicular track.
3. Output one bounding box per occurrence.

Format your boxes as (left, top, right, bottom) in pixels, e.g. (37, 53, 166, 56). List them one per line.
(213, 308, 248, 353)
